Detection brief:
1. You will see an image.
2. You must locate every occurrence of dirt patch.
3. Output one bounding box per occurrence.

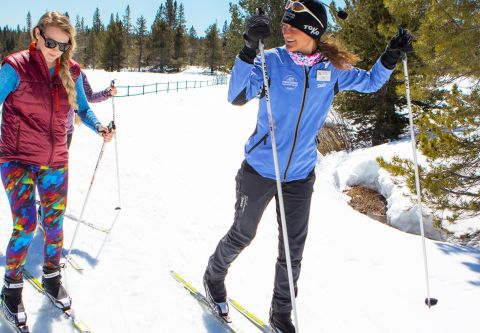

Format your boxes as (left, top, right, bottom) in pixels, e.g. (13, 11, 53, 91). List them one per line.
(346, 186, 388, 224)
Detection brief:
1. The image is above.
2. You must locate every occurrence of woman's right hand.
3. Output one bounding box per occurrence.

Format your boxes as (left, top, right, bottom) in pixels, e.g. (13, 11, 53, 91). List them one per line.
(244, 10, 271, 50)
(97, 125, 115, 142)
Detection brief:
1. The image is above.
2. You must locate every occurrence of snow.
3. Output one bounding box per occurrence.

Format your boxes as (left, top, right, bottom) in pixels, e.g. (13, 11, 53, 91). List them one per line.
(0, 69, 479, 332)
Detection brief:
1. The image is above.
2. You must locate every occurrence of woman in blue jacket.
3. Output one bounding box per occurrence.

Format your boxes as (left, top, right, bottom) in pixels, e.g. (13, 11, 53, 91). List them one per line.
(203, 1, 413, 332)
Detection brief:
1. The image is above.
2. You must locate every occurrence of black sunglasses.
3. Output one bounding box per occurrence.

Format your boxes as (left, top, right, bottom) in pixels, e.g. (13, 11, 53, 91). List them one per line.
(39, 30, 71, 52)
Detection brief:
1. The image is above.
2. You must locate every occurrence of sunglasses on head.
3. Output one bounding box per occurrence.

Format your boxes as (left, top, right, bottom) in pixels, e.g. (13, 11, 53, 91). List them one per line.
(285, 0, 324, 29)
(39, 30, 71, 52)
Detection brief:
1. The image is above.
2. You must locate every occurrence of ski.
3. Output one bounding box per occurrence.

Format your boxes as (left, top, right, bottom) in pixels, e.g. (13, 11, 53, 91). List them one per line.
(22, 270, 93, 333)
(228, 297, 272, 333)
(36, 200, 109, 234)
(62, 249, 85, 273)
(170, 270, 239, 333)
(64, 212, 110, 234)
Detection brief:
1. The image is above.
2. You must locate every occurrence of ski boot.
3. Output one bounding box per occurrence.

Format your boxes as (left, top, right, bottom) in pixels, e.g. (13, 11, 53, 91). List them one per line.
(42, 265, 72, 311)
(0, 276, 29, 332)
(203, 273, 231, 323)
(269, 308, 296, 333)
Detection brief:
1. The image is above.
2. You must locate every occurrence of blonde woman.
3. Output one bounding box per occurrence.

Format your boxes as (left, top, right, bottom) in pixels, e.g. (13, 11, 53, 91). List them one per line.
(0, 11, 114, 330)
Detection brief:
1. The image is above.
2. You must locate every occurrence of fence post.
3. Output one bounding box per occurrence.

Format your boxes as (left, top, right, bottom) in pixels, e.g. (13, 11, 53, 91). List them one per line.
(127, 86, 130, 96)
(156, 83, 158, 94)
(167, 82, 170, 93)
(176, 81, 179, 92)
(143, 85, 145, 95)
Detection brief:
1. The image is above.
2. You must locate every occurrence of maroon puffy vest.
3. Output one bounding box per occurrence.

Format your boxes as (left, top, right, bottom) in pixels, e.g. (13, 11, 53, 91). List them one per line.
(0, 43, 80, 166)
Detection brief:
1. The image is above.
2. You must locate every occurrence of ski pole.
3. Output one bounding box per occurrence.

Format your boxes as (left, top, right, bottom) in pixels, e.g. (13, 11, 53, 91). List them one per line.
(402, 54, 438, 308)
(258, 39, 301, 331)
(96, 81, 123, 260)
(66, 121, 115, 264)
(109, 79, 122, 234)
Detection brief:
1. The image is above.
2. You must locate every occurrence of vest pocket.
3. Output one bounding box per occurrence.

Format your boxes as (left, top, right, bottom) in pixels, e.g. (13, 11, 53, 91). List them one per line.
(247, 133, 268, 154)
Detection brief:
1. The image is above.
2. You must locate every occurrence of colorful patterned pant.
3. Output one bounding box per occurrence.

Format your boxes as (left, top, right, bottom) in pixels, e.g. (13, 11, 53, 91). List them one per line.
(1, 161, 68, 280)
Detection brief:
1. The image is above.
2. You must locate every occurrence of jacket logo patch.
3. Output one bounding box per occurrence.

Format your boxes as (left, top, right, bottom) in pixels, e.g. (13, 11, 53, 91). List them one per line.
(282, 75, 299, 90)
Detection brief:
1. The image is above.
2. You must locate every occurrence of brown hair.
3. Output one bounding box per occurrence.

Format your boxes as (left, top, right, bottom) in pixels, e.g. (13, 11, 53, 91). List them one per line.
(33, 11, 78, 110)
(317, 34, 361, 70)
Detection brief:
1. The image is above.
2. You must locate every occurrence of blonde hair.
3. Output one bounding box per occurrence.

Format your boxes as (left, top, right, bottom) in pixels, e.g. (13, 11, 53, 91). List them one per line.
(33, 11, 78, 110)
(317, 34, 361, 70)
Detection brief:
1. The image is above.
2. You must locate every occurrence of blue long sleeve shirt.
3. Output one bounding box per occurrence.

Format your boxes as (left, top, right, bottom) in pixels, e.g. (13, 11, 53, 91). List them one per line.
(0, 63, 101, 132)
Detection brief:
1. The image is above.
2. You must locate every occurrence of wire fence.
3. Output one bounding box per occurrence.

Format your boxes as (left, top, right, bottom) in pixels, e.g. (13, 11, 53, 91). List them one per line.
(114, 74, 228, 98)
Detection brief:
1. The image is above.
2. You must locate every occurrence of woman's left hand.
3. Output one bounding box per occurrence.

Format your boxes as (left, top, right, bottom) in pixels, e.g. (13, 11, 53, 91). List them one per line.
(97, 125, 115, 142)
(388, 27, 414, 54)
(107, 86, 118, 97)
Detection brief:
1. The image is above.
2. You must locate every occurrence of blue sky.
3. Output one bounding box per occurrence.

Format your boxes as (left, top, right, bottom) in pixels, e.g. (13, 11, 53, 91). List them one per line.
(1, 1, 347, 35)
(1, 1, 237, 35)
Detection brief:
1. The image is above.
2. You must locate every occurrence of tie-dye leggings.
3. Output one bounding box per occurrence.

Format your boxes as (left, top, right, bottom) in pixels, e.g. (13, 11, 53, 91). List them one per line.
(1, 161, 68, 280)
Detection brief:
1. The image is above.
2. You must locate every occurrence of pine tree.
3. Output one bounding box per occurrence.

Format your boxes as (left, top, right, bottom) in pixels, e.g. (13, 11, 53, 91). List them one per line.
(187, 26, 199, 65)
(172, 3, 187, 71)
(87, 8, 105, 69)
(135, 15, 148, 71)
(101, 14, 126, 71)
(16, 23, 29, 50)
(123, 5, 134, 69)
(26, 12, 32, 35)
(377, 0, 480, 223)
(203, 23, 223, 73)
(224, 3, 245, 69)
(149, 1, 179, 71)
(331, 0, 408, 147)
(74, 15, 88, 66)
(221, 20, 228, 49)
(150, 5, 168, 71)
(166, 0, 177, 27)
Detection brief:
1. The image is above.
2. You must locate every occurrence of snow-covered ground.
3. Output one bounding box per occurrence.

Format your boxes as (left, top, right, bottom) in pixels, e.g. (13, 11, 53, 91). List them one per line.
(0, 69, 478, 332)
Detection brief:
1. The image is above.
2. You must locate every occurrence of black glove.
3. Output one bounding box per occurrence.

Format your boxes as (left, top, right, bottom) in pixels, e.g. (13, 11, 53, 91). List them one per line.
(239, 10, 271, 64)
(380, 27, 414, 69)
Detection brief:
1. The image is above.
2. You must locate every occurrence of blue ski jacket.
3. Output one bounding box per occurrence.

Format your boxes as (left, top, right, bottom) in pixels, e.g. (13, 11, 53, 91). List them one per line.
(228, 46, 394, 182)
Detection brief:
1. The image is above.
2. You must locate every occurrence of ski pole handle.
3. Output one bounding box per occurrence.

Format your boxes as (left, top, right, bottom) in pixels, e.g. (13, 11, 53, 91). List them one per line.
(107, 120, 116, 132)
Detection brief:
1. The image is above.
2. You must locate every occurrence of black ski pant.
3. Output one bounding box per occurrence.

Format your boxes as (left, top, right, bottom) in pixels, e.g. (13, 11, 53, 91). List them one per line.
(206, 160, 315, 314)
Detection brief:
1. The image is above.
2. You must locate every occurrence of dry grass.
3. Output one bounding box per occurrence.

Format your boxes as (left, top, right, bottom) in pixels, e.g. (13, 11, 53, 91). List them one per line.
(346, 186, 388, 224)
(317, 124, 350, 155)
(317, 112, 354, 155)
